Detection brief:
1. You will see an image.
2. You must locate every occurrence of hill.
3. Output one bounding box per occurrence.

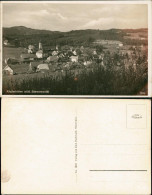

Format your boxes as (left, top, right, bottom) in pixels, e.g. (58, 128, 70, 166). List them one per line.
(3, 26, 148, 48)
(3, 26, 60, 36)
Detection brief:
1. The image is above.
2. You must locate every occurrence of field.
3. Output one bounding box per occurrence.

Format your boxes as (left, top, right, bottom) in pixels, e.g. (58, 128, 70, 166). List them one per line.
(3, 62, 148, 95)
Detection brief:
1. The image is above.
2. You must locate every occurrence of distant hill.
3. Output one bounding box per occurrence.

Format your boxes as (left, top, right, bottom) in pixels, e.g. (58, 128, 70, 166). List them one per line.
(3, 26, 148, 48)
(3, 26, 60, 36)
(2, 26, 112, 36)
(3, 26, 148, 36)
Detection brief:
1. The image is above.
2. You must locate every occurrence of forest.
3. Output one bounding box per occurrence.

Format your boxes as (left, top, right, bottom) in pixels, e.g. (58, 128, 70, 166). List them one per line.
(3, 26, 148, 48)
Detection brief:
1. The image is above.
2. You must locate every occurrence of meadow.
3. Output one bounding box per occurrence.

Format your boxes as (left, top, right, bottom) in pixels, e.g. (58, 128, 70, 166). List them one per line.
(3, 64, 148, 95)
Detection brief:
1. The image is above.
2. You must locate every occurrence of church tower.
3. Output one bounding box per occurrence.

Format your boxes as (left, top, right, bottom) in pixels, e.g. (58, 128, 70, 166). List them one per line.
(39, 41, 42, 50)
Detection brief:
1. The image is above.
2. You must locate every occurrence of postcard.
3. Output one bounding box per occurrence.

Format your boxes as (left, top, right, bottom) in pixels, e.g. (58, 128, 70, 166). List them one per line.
(0, 0, 152, 97)
(1, 98, 151, 194)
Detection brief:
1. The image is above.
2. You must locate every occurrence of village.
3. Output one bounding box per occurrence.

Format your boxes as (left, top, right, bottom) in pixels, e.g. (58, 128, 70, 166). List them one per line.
(2, 31, 148, 96)
(3, 38, 148, 78)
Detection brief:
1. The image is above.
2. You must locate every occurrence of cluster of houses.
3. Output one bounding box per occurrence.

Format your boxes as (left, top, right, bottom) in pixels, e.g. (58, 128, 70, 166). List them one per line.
(3, 40, 148, 76)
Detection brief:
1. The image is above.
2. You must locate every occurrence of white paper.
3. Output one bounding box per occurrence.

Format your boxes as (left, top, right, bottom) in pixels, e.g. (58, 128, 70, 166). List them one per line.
(1, 98, 151, 194)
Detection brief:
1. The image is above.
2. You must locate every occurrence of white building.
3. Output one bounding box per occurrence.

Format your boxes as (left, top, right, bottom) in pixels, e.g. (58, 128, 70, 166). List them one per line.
(37, 64, 49, 73)
(28, 45, 35, 54)
(73, 50, 77, 56)
(36, 42, 43, 58)
(4, 40, 9, 46)
(36, 50, 43, 59)
(119, 43, 123, 47)
(70, 56, 78, 62)
(3, 65, 13, 75)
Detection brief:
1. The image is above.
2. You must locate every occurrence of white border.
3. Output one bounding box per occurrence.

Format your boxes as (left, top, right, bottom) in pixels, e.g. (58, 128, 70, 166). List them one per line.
(0, 2, 2, 97)
(1, 0, 152, 98)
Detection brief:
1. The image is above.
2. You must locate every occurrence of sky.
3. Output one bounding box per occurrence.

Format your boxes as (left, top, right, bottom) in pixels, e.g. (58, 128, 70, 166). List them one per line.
(2, 3, 148, 32)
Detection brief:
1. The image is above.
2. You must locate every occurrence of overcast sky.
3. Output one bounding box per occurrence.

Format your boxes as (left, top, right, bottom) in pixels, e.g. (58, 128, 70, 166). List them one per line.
(3, 3, 148, 32)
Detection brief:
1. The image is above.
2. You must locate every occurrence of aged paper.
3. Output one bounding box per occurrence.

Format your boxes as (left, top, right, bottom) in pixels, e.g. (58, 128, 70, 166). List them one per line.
(1, 0, 152, 97)
(1, 98, 151, 194)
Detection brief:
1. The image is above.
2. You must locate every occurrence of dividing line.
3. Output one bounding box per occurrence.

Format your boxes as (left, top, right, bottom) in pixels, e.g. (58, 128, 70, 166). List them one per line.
(90, 170, 147, 171)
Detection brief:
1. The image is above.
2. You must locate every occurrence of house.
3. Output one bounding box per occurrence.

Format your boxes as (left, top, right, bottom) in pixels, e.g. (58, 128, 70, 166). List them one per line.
(35, 41, 43, 58)
(119, 43, 123, 47)
(84, 61, 92, 66)
(20, 54, 37, 62)
(28, 45, 35, 54)
(37, 63, 49, 73)
(4, 40, 9, 46)
(3, 65, 13, 75)
(70, 56, 78, 62)
(46, 56, 58, 63)
(93, 50, 97, 55)
(52, 50, 58, 56)
(36, 50, 43, 59)
(73, 50, 77, 56)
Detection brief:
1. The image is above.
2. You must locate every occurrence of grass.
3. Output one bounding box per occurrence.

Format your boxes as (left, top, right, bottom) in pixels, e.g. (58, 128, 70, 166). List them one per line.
(3, 63, 148, 95)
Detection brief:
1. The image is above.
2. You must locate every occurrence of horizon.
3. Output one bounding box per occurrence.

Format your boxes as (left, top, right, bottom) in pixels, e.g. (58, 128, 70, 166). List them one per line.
(3, 25, 148, 33)
(3, 3, 148, 32)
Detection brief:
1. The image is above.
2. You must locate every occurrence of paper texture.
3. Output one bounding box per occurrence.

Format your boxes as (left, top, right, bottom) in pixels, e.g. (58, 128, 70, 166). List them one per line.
(1, 0, 152, 97)
(1, 98, 151, 194)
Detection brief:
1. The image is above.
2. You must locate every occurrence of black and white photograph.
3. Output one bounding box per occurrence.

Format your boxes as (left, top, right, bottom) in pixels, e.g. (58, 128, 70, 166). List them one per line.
(1, 1, 151, 96)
